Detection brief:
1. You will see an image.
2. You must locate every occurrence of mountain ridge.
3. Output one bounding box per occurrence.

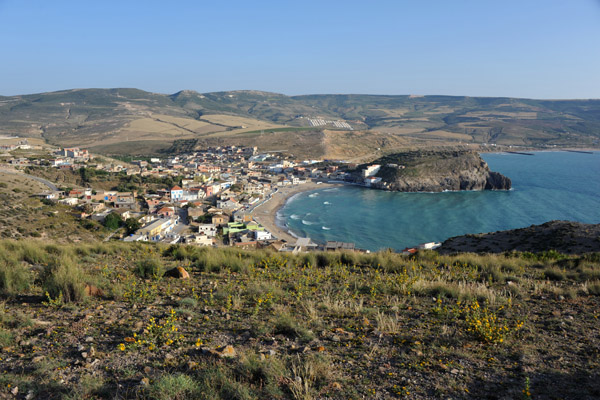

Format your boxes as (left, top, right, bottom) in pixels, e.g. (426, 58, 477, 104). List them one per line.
(1, 88, 599, 157)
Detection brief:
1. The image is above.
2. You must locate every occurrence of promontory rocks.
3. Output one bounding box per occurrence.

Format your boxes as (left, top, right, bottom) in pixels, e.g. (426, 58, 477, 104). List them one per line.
(356, 150, 511, 192)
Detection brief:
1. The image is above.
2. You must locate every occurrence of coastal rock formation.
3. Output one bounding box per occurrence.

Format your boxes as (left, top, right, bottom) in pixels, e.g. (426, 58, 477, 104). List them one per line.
(438, 220, 600, 254)
(360, 150, 511, 192)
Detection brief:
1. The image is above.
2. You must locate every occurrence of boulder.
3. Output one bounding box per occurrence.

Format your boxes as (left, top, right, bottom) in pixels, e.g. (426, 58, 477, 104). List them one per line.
(164, 267, 190, 279)
(84, 284, 104, 298)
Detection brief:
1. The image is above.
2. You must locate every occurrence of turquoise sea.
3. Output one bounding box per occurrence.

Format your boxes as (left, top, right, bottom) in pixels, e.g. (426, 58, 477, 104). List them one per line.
(278, 151, 600, 251)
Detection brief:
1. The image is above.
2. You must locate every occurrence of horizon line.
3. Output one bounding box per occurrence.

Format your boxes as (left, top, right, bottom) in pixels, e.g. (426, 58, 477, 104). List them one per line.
(2, 87, 599, 101)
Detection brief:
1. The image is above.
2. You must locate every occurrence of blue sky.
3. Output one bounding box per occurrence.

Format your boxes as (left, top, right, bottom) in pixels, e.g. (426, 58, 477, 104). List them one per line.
(1, 0, 599, 98)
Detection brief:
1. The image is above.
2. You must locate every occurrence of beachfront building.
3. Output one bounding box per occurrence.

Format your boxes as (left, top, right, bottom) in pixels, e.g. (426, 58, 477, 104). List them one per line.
(362, 164, 381, 178)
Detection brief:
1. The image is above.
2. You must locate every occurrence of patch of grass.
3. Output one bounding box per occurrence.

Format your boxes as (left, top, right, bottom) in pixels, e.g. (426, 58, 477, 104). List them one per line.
(147, 373, 201, 400)
(587, 281, 600, 295)
(544, 268, 566, 281)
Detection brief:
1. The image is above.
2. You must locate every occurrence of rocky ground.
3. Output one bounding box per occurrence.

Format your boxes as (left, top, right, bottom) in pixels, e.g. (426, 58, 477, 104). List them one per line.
(439, 221, 600, 255)
(0, 242, 599, 399)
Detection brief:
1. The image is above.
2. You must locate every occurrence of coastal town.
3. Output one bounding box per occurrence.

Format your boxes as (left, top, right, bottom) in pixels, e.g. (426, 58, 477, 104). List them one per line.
(2, 139, 441, 253)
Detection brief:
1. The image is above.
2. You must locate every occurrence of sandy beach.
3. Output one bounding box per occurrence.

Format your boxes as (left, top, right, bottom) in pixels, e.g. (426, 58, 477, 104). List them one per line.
(252, 181, 342, 243)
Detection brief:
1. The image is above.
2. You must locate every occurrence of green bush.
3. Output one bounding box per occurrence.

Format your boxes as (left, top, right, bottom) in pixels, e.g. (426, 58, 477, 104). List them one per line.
(0, 259, 31, 296)
(42, 257, 87, 302)
(135, 258, 164, 279)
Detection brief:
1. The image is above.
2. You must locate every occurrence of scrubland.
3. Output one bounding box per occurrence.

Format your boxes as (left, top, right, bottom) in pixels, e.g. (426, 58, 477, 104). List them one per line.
(0, 241, 599, 399)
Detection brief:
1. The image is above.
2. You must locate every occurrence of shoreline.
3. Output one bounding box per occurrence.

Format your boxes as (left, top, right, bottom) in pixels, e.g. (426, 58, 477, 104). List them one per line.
(251, 181, 343, 243)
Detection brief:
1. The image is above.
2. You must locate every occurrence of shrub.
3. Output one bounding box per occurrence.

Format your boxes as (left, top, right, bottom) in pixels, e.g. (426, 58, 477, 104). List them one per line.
(273, 314, 314, 341)
(544, 268, 565, 281)
(0, 259, 32, 297)
(42, 257, 87, 302)
(135, 258, 164, 279)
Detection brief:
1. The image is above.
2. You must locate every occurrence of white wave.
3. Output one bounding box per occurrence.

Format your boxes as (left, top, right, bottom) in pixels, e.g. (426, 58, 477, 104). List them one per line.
(290, 214, 300, 220)
(302, 220, 314, 225)
(308, 193, 319, 198)
(323, 201, 331, 205)
(322, 226, 331, 230)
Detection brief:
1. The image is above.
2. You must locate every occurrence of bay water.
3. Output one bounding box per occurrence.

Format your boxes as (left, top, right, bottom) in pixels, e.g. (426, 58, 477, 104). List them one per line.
(278, 151, 600, 251)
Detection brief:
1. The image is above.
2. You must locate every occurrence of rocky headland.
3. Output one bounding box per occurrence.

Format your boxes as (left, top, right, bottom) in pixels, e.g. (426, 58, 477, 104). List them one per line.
(358, 150, 511, 192)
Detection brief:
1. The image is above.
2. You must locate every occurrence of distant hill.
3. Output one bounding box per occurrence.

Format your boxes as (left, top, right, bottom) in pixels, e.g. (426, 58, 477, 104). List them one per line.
(1, 88, 599, 157)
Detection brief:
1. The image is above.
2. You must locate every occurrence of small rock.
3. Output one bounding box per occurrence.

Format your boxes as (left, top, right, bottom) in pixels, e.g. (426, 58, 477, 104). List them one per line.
(11, 386, 18, 396)
(164, 266, 190, 279)
(165, 353, 174, 361)
(450, 368, 459, 375)
(85, 284, 104, 298)
(301, 346, 311, 353)
(77, 344, 85, 352)
(32, 356, 45, 363)
(188, 361, 198, 369)
(218, 345, 237, 358)
(85, 336, 94, 343)
(331, 335, 341, 342)
(81, 352, 88, 359)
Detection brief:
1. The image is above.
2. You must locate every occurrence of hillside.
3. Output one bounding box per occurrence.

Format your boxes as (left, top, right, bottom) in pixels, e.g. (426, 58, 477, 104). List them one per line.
(440, 220, 600, 254)
(0, 241, 599, 399)
(1, 89, 599, 158)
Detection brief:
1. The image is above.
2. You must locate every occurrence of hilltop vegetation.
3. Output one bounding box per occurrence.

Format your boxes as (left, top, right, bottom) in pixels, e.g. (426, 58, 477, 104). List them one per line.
(0, 241, 599, 399)
(1, 88, 599, 158)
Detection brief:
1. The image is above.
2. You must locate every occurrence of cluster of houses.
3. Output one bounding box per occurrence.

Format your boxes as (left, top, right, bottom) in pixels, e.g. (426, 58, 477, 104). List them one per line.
(5, 143, 376, 251)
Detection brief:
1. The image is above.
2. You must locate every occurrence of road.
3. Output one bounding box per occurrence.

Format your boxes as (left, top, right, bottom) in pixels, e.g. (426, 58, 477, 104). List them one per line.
(0, 167, 59, 191)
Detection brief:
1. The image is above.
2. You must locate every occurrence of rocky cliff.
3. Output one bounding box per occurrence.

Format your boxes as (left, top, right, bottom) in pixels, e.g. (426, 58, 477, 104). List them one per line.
(360, 150, 511, 192)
